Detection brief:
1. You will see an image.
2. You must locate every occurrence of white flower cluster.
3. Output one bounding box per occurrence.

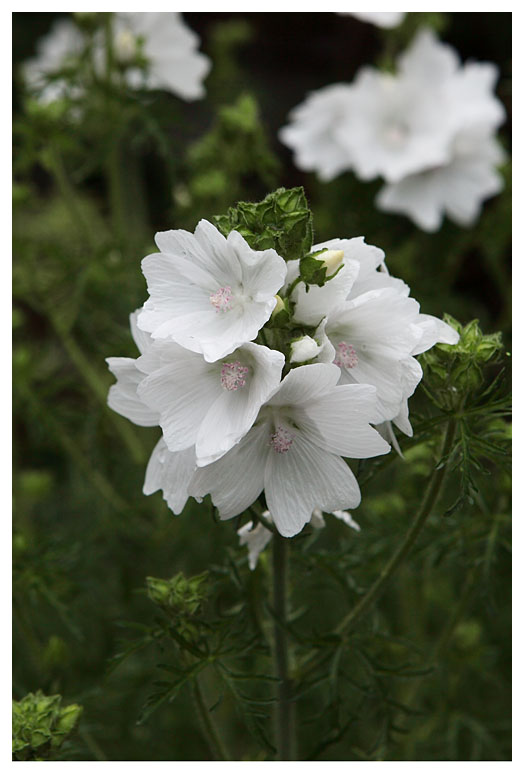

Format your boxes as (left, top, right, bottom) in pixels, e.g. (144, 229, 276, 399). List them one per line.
(107, 217, 459, 542)
(23, 12, 210, 104)
(279, 28, 506, 232)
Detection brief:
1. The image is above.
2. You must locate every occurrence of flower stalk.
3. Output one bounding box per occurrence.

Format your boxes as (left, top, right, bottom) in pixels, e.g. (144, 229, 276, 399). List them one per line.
(272, 534, 296, 760)
(191, 675, 230, 761)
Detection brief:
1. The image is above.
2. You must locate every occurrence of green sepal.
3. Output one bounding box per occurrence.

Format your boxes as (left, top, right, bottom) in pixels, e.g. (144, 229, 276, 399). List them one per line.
(213, 186, 313, 261)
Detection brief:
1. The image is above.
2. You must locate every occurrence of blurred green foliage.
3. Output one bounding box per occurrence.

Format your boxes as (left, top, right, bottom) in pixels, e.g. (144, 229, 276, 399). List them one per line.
(13, 11, 511, 761)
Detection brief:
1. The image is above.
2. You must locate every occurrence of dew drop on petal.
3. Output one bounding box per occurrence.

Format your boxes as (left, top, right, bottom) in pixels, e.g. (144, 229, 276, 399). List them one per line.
(210, 286, 233, 311)
(269, 425, 294, 454)
(334, 341, 359, 369)
(220, 361, 249, 391)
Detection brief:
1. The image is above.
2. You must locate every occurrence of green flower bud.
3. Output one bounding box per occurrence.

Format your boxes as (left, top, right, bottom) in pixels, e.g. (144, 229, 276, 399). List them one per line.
(146, 571, 208, 617)
(299, 248, 344, 288)
(12, 691, 82, 760)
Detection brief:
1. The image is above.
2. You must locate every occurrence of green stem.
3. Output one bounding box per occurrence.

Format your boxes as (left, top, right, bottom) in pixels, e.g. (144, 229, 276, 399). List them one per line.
(335, 416, 458, 637)
(272, 535, 296, 760)
(47, 145, 98, 251)
(191, 675, 230, 761)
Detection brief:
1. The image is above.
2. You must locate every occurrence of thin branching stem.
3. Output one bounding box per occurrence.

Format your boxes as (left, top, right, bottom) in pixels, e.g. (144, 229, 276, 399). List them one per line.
(272, 534, 296, 760)
(299, 415, 459, 679)
(335, 416, 458, 637)
(191, 674, 230, 761)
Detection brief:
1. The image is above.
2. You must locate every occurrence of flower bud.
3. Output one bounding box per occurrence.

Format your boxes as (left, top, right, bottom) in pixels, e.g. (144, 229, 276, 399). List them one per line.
(319, 249, 344, 275)
(271, 295, 285, 318)
(114, 28, 138, 64)
(290, 335, 321, 363)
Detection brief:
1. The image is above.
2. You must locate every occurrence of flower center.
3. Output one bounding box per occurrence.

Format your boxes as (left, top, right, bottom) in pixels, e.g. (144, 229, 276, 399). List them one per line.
(220, 361, 249, 391)
(269, 424, 294, 454)
(334, 341, 358, 369)
(210, 286, 233, 312)
(383, 120, 409, 147)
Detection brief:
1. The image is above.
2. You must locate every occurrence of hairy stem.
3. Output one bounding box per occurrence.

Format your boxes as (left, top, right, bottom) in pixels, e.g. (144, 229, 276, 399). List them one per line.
(191, 675, 230, 761)
(272, 534, 296, 760)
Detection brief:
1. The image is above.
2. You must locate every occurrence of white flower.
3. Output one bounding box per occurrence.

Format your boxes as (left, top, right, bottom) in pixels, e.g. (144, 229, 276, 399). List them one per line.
(279, 84, 356, 182)
(24, 13, 210, 105)
(289, 236, 459, 427)
(238, 507, 360, 569)
(111, 12, 211, 101)
(280, 29, 505, 230)
(333, 61, 455, 184)
(376, 131, 505, 232)
(23, 18, 84, 104)
(137, 340, 284, 466)
(138, 220, 287, 363)
(188, 363, 390, 537)
(345, 12, 406, 29)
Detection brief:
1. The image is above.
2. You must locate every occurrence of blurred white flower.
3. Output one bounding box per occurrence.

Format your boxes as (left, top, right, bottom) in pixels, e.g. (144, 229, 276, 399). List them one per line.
(189, 363, 389, 537)
(111, 12, 211, 100)
(137, 340, 284, 466)
(23, 18, 84, 104)
(377, 130, 505, 232)
(278, 85, 356, 182)
(280, 28, 506, 230)
(138, 220, 287, 363)
(238, 507, 360, 570)
(237, 519, 274, 571)
(345, 12, 406, 29)
(23, 12, 210, 104)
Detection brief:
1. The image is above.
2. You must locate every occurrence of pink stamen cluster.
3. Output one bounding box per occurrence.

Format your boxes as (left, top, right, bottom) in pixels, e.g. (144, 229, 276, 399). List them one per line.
(220, 361, 249, 391)
(210, 285, 233, 311)
(334, 341, 359, 369)
(269, 424, 294, 454)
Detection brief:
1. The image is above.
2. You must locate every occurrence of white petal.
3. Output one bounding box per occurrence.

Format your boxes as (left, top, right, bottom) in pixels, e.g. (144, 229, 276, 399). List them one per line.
(195, 343, 284, 466)
(238, 521, 273, 570)
(143, 438, 196, 515)
(412, 314, 460, 355)
(297, 384, 391, 457)
(138, 353, 218, 450)
(268, 363, 341, 408)
(265, 433, 362, 538)
(292, 259, 360, 326)
(106, 357, 159, 427)
(188, 422, 269, 520)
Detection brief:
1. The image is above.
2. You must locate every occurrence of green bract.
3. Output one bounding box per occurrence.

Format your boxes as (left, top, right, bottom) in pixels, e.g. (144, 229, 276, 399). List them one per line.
(12, 690, 82, 761)
(419, 315, 504, 409)
(213, 186, 314, 261)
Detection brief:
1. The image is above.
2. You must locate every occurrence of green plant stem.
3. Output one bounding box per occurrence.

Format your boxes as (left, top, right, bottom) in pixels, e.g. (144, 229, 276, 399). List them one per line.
(335, 416, 458, 637)
(191, 675, 230, 761)
(272, 535, 296, 760)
